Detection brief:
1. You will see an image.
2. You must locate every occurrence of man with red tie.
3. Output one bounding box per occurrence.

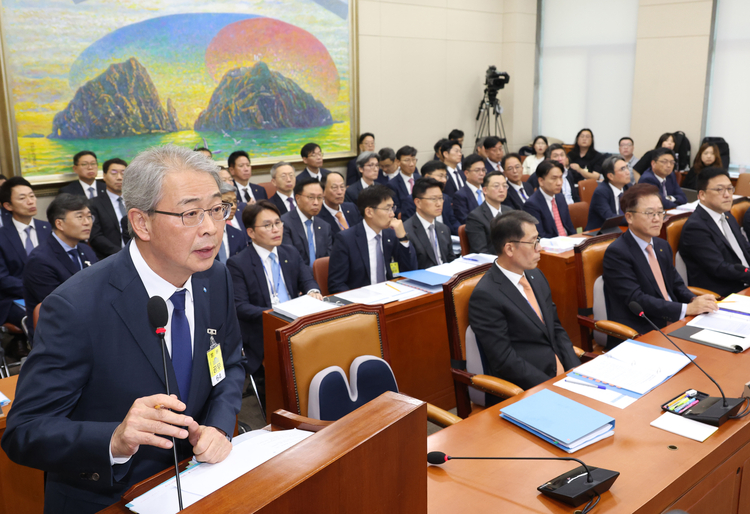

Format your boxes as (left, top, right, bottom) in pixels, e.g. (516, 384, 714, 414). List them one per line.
(522, 160, 575, 239)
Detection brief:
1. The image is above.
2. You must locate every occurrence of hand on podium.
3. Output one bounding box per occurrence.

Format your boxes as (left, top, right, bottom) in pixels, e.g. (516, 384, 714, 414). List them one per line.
(189, 424, 231, 464)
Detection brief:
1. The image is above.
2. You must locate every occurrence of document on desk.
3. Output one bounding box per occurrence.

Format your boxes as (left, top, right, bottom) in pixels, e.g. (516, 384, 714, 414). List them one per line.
(0, 391, 9, 407)
(272, 295, 339, 320)
(571, 340, 691, 395)
(334, 281, 425, 305)
(127, 429, 314, 514)
(688, 309, 750, 338)
(554, 377, 638, 409)
(717, 293, 750, 315)
(650, 412, 718, 442)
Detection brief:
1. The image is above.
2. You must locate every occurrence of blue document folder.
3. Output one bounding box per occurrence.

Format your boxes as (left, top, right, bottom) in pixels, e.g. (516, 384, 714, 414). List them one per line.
(394, 270, 451, 286)
(500, 389, 615, 451)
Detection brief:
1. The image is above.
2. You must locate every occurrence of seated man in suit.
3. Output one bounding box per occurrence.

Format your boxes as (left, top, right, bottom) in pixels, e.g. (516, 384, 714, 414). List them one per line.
(2, 145, 244, 513)
(319, 171, 361, 235)
(347, 132, 375, 185)
(377, 147, 398, 184)
(638, 147, 687, 209)
(386, 145, 420, 220)
(0, 177, 52, 343)
(23, 194, 98, 335)
(439, 139, 466, 197)
(680, 167, 750, 296)
(227, 200, 321, 387)
(228, 150, 268, 205)
(466, 171, 514, 254)
(345, 151, 380, 204)
(501, 153, 534, 211)
(523, 160, 575, 238)
(216, 184, 248, 263)
(452, 154, 487, 224)
(403, 178, 456, 269)
(269, 161, 297, 214)
(420, 160, 460, 235)
(483, 136, 505, 173)
(281, 179, 333, 267)
(328, 185, 417, 294)
(297, 143, 331, 182)
(89, 158, 128, 260)
(603, 184, 717, 347)
(469, 210, 581, 392)
(585, 154, 631, 231)
(546, 143, 583, 204)
(58, 150, 107, 199)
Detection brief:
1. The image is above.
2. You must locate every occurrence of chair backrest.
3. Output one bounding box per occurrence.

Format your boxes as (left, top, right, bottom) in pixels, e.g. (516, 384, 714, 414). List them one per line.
(258, 181, 277, 199)
(568, 201, 589, 232)
(521, 174, 530, 183)
(312, 257, 330, 296)
(592, 276, 608, 346)
(730, 199, 750, 226)
(660, 211, 691, 264)
(457, 224, 470, 256)
(578, 179, 598, 205)
(675, 251, 688, 285)
(276, 304, 388, 417)
(574, 233, 620, 314)
(735, 174, 750, 197)
(442, 264, 492, 363)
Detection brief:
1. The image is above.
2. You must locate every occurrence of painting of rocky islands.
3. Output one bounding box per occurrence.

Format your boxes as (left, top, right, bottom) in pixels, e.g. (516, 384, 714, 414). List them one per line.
(1, 1, 353, 178)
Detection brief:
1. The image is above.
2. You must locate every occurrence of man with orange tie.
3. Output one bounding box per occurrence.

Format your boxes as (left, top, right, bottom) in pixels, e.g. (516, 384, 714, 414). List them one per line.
(523, 159, 575, 239)
(468, 210, 581, 393)
(603, 184, 718, 348)
(318, 171, 361, 236)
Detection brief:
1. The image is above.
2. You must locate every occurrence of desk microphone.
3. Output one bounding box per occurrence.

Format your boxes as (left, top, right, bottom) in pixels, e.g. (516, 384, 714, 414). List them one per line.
(628, 301, 745, 426)
(147, 296, 184, 511)
(427, 451, 619, 509)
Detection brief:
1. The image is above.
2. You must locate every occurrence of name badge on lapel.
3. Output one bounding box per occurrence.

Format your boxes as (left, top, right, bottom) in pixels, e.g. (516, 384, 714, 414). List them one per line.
(206, 329, 225, 386)
(390, 262, 399, 274)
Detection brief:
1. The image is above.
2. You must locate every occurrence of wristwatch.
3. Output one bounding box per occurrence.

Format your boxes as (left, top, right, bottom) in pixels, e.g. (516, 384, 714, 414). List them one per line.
(398, 235, 409, 242)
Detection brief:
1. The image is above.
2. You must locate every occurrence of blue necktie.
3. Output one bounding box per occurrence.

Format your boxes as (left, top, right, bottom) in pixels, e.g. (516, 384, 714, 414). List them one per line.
(519, 187, 528, 201)
(305, 219, 316, 267)
(24, 226, 34, 255)
(476, 189, 484, 205)
(375, 234, 386, 283)
(618, 192, 624, 215)
(218, 237, 228, 263)
(169, 290, 192, 403)
(87, 186, 95, 199)
(269, 253, 290, 302)
(67, 249, 81, 270)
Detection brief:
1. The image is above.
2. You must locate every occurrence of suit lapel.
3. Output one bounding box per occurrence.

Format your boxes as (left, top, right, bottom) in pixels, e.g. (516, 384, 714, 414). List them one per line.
(526, 270, 556, 343)
(248, 245, 272, 306)
(436, 222, 450, 262)
(355, 223, 371, 277)
(100, 195, 119, 229)
(697, 207, 735, 254)
(313, 218, 326, 259)
(49, 235, 79, 276)
(188, 273, 211, 414)
(278, 246, 297, 298)
(623, 231, 662, 296)
(491, 266, 548, 337)
(5, 225, 27, 263)
(382, 230, 396, 278)
(288, 210, 307, 260)
(412, 218, 436, 265)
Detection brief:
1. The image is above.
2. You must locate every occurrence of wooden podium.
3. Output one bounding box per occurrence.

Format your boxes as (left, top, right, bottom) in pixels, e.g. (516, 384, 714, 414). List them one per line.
(100, 392, 427, 513)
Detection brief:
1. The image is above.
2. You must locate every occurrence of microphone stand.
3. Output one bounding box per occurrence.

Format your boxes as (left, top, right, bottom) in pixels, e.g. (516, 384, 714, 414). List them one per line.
(156, 326, 184, 511)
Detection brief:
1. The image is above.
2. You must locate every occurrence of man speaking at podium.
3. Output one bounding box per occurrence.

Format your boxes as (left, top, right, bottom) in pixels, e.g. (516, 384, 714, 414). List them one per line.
(2, 145, 245, 514)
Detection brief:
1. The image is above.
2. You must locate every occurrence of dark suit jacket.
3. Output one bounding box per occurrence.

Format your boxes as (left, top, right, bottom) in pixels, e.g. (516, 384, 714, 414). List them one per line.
(523, 190, 575, 239)
(469, 265, 581, 390)
(403, 215, 455, 269)
(442, 168, 466, 198)
(58, 179, 107, 198)
(680, 205, 750, 297)
(465, 202, 514, 255)
(281, 209, 333, 265)
(386, 172, 420, 220)
(234, 202, 248, 235)
(503, 182, 534, 211)
(227, 244, 318, 373)
(0, 208, 11, 228)
(317, 202, 362, 236)
(0, 219, 52, 325)
(638, 169, 686, 209)
(344, 180, 368, 204)
(346, 158, 359, 186)
(233, 180, 268, 205)
(603, 231, 693, 346)
(585, 182, 628, 231)
(452, 184, 482, 225)
(483, 158, 503, 174)
(89, 193, 125, 260)
(22, 233, 98, 335)
(440, 193, 461, 236)
(1, 245, 244, 512)
(296, 167, 331, 182)
(328, 222, 418, 294)
(216, 225, 247, 263)
(269, 193, 291, 215)
(527, 169, 582, 203)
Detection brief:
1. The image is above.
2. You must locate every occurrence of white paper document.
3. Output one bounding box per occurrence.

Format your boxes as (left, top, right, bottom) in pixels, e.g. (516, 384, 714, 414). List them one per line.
(272, 295, 339, 320)
(554, 378, 638, 409)
(690, 329, 750, 352)
(334, 281, 425, 305)
(571, 341, 691, 395)
(539, 236, 585, 254)
(650, 412, 718, 442)
(127, 429, 314, 514)
(718, 293, 750, 315)
(688, 310, 750, 338)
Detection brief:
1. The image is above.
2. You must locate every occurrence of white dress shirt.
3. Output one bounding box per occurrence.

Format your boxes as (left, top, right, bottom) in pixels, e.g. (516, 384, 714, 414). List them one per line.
(52, 232, 81, 269)
(106, 190, 126, 247)
(509, 182, 528, 203)
(495, 262, 539, 319)
(12, 217, 38, 249)
(253, 242, 288, 300)
(561, 170, 574, 205)
(323, 202, 346, 228)
(540, 189, 557, 216)
(80, 179, 99, 198)
(416, 212, 441, 264)
(296, 207, 316, 254)
(364, 222, 383, 286)
(305, 168, 323, 181)
(236, 182, 255, 203)
(360, 178, 372, 191)
(466, 183, 481, 203)
(486, 202, 500, 218)
(609, 183, 624, 214)
(447, 166, 463, 190)
(400, 171, 416, 195)
(276, 191, 292, 210)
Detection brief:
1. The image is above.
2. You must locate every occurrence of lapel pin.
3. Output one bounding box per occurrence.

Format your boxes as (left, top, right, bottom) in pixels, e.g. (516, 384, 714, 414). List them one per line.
(84, 261, 91, 267)
(203, 287, 207, 293)
(387, 239, 391, 243)
(284, 259, 288, 263)
(207, 328, 217, 335)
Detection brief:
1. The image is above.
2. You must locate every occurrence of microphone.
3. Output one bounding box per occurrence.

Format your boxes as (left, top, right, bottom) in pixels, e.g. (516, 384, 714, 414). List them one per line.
(147, 296, 184, 511)
(628, 301, 745, 426)
(427, 451, 619, 508)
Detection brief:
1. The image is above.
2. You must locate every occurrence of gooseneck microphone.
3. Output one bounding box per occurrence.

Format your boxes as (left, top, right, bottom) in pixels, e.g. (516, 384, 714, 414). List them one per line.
(147, 296, 184, 511)
(428, 451, 619, 509)
(628, 301, 745, 425)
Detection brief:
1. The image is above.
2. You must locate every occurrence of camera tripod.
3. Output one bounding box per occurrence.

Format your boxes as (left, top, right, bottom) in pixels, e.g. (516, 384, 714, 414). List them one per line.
(475, 90, 509, 153)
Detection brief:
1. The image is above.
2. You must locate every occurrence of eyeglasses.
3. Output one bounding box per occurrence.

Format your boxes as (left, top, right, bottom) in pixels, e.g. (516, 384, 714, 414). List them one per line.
(327, 185, 346, 192)
(509, 237, 541, 250)
(486, 183, 509, 190)
(308, 152, 324, 158)
(468, 167, 487, 174)
(707, 186, 735, 195)
(505, 165, 523, 172)
(69, 214, 95, 223)
(373, 205, 397, 213)
(77, 161, 97, 168)
(400, 157, 418, 164)
(154, 203, 231, 227)
(300, 195, 324, 202)
(107, 169, 125, 176)
(629, 210, 666, 219)
(363, 163, 380, 169)
(254, 220, 284, 231)
(417, 196, 444, 203)
(656, 159, 675, 167)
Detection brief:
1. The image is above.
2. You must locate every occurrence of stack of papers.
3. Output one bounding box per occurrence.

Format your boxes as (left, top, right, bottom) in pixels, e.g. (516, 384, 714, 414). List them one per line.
(396, 254, 497, 293)
(272, 295, 339, 320)
(687, 310, 750, 339)
(127, 429, 314, 514)
(650, 412, 718, 442)
(539, 237, 585, 254)
(0, 391, 9, 407)
(334, 281, 426, 305)
(500, 389, 615, 453)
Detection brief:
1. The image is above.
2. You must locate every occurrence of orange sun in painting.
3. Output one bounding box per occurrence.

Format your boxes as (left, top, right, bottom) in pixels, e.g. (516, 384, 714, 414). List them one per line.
(205, 18, 340, 108)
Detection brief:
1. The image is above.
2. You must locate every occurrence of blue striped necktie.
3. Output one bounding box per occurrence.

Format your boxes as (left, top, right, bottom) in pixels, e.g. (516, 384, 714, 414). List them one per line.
(169, 290, 192, 403)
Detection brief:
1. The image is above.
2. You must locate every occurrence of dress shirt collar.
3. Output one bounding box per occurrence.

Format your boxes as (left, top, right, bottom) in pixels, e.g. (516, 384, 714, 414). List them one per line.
(698, 201, 726, 220)
(416, 212, 436, 232)
(296, 206, 312, 224)
(495, 261, 523, 286)
(79, 179, 97, 196)
(487, 202, 500, 218)
(540, 188, 556, 205)
(52, 232, 76, 253)
(360, 178, 372, 190)
(510, 182, 525, 192)
(629, 229, 653, 250)
(252, 241, 279, 264)
(609, 182, 624, 196)
(305, 168, 322, 181)
(466, 182, 479, 195)
(323, 201, 341, 216)
(487, 159, 501, 171)
(653, 173, 666, 185)
(12, 216, 33, 234)
(276, 191, 291, 203)
(129, 240, 194, 303)
(364, 219, 381, 239)
(106, 189, 121, 203)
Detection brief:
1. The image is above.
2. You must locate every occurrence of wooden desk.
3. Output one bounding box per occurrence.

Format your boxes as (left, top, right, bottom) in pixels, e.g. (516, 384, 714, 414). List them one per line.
(263, 291, 455, 418)
(427, 318, 750, 513)
(0, 376, 44, 514)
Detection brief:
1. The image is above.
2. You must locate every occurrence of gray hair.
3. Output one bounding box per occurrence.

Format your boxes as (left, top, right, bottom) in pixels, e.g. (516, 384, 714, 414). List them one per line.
(356, 151, 379, 168)
(219, 181, 235, 195)
(270, 161, 294, 179)
(123, 144, 222, 238)
(601, 153, 626, 181)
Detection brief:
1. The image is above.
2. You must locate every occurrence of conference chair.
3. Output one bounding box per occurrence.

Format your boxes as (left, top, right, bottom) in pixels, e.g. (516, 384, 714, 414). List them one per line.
(457, 225, 470, 256)
(662, 212, 721, 298)
(735, 174, 750, 197)
(577, 179, 598, 206)
(521, 174, 530, 183)
(312, 257, 330, 297)
(275, 303, 461, 427)
(574, 233, 639, 350)
(258, 181, 277, 199)
(731, 198, 750, 225)
(568, 201, 589, 232)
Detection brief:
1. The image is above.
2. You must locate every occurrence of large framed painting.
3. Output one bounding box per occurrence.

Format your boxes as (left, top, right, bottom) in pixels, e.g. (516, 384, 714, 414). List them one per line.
(0, 0, 357, 183)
